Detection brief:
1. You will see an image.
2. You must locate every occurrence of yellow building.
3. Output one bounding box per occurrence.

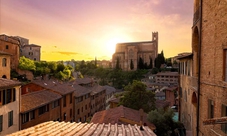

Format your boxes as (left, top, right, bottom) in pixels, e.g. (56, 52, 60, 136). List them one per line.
(0, 78, 21, 135)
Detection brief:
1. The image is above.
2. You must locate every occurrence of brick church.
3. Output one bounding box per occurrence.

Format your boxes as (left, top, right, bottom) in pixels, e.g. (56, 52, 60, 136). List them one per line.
(112, 32, 158, 71)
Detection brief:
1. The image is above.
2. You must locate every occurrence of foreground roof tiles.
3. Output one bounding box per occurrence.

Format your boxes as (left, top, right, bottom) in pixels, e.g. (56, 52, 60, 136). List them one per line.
(8, 121, 156, 136)
(0, 78, 21, 89)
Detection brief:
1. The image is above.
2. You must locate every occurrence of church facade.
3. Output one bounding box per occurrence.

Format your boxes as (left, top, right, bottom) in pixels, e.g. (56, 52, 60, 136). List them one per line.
(112, 32, 158, 71)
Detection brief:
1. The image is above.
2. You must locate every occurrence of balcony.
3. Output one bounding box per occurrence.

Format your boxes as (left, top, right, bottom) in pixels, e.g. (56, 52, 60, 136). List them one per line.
(193, 7, 200, 25)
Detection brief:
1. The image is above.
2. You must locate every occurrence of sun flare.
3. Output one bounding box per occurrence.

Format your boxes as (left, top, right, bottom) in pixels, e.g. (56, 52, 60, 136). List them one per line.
(105, 36, 131, 55)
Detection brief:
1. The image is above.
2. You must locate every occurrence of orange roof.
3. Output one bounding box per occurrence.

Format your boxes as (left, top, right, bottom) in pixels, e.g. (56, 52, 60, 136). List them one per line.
(8, 121, 156, 136)
(75, 77, 93, 85)
(32, 79, 75, 95)
(91, 105, 155, 129)
(73, 84, 92, 97)
(21, 90, 61, 113)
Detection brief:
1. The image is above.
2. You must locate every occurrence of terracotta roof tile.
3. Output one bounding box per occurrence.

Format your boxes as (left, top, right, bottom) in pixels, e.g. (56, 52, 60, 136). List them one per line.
(89, 84, 106, 95)
(73, 84, 92, 97)
(32, 79, 75, 95)
(0, 78, 21, 89)
(8, 121, 156, 136)
(75, 77, 93, 85)
(21, 90, 61, 113)
(91, 105, 155, 129)
(104, 85, 116, 95)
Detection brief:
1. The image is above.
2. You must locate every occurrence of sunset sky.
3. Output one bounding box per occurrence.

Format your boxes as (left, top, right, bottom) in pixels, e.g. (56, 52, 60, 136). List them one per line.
(0, 0, 193, 61)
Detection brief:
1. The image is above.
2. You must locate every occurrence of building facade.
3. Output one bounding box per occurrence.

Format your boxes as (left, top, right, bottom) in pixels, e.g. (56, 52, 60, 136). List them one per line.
(0, 78, 21, 135)
(112, 32, 158, 71)
(155, 72, 178, 85)
(179, 0, 227, 136)
(20, 44, 41, 61)
(0, 51, 11, 79)
(195, 0, 227, 135)
(0, 35, 20, 70)
(178, 54, 197, 135)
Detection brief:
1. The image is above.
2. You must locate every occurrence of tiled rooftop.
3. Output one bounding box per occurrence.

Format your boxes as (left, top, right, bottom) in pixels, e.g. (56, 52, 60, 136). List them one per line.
(32, 79, 75, 95)
(73, 84, 92, 97)
(21, 90, 61, 113)
(0, 78, 21, 89)
(75, 77, 94, 85)
(104, 85, 116, 95)
(90, 84, 106, 95)
(91, 105, 155, 129)
(8, 121, 156, 136)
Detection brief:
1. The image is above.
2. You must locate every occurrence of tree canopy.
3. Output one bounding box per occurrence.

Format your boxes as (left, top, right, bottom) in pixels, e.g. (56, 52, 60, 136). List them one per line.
(18, 56, 36, 71)
(147, 108, 185, 136)
(119, 80, 156, 113)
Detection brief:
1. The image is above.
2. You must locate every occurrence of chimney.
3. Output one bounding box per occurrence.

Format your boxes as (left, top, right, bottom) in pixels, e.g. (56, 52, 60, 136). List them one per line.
(139, 108, 144, 131)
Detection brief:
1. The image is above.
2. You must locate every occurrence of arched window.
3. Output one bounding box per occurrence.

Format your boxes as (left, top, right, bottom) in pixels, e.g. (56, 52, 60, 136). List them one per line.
(2, 75, 7, 78)
(6, 45, 9, 49)
(2, 58, 7, 67)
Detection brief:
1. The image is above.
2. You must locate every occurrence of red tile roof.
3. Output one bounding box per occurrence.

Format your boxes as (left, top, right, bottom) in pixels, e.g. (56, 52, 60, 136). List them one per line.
(91, 105, 155, 129)
(21, 90, 61, 113)
(8, 121, 156, 136)
(75, 77, 93, 85)
(0, 78, 21, 89)
(90, 84, 106, 95)
(73, 84, 92, 97)
(32, 79, 75, 95)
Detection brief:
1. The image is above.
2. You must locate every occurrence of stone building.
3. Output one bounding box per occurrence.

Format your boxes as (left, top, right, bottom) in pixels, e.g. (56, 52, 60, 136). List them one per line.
(0, 35, 20, 71)
(0, 51, 11, 79)
(0, 78, 21, 135)
(20, 44, 41, 61)
(178, 0, 227, 136)
(112, 32, 158, 71)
